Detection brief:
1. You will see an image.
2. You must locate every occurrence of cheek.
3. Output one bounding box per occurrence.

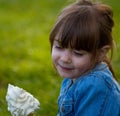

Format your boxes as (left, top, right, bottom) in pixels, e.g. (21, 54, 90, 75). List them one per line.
(75, 57, 92, 70)
(51, 49, 59, 65)
(51, 52, 55, 64)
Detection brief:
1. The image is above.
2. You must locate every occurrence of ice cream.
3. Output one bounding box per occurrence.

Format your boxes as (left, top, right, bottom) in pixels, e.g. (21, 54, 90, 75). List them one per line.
(6, 84, 40, 116)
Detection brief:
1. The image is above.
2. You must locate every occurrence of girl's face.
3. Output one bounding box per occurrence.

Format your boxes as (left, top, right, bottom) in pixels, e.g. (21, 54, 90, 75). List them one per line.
(52, 40, 93, 79)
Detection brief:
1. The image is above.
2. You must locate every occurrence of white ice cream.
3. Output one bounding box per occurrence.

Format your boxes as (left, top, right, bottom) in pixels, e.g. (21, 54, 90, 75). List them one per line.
(6, 84, 40, 116)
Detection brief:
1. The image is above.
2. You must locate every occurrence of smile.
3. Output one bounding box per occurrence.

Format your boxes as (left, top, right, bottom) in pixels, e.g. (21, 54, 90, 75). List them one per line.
(58, 64, 74, 71)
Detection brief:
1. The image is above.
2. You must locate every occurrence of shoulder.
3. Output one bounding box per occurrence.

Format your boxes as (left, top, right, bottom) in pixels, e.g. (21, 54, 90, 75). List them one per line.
(76, 62, 116, 91)
(75, 72, 112, 98)
(73, 73, 120, 116)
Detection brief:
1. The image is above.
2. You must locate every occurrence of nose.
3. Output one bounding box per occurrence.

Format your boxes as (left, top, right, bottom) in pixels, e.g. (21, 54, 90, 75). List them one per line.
(60, 49, 72, 63)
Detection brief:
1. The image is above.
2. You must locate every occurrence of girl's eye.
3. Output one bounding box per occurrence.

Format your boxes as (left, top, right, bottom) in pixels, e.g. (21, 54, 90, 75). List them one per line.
(55, 45, 63, 49)
(73, 51, 84, 56)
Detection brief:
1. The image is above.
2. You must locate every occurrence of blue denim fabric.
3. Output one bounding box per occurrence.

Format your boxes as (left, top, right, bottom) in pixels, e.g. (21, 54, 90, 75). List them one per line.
(57, 62, 120, 116)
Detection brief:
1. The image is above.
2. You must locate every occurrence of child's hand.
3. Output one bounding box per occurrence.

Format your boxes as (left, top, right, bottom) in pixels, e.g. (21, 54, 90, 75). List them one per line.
(28, 113, 34, 116)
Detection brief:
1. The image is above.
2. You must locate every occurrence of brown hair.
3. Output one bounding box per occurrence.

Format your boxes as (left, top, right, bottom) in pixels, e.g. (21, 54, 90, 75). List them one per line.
(49, 0, 116, 79)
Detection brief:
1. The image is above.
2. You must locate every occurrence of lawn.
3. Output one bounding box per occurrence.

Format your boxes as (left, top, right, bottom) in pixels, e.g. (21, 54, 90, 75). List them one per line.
(0, 0, 120, 116)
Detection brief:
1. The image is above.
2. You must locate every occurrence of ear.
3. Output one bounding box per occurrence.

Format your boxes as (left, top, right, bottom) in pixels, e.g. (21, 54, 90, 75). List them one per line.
(98, 45, 110, 61)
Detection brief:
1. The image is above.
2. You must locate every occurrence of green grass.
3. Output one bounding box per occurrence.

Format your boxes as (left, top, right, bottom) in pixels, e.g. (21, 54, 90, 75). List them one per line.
(0, 0, 120, 115)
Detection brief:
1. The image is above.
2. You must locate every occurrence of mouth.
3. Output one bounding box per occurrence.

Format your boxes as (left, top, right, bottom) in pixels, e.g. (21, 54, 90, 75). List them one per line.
(58, 64, 74, 71)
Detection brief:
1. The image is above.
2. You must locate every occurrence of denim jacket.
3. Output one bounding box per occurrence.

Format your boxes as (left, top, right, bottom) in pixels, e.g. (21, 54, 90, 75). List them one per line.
(57, 63, 120, 116)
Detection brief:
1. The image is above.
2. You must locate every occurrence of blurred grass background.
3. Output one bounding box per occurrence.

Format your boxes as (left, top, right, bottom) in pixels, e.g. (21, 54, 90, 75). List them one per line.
(0, 0, 120, 115)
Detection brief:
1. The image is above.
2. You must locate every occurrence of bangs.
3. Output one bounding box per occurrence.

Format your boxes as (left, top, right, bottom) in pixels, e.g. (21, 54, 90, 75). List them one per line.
(56, 8, 99, 52)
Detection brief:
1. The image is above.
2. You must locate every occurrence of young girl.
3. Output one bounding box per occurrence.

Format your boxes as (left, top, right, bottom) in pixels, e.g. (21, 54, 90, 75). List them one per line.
(49, 0, 120, 115)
